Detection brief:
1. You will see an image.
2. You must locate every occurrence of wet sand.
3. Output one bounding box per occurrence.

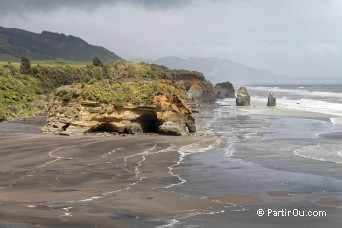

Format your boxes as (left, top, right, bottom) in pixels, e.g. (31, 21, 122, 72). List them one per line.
(1, 119, 342, 227)
(0, 121, 259, 227)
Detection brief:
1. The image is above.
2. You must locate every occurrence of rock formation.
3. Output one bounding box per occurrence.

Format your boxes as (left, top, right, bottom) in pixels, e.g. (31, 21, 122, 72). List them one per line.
(42, 81, 196, 136)
(172, 72, 216, 110)
(0, 105, 6, 122)
(0, 115, 6, 122)
(215, 82, 235, 99)
(267, 92, 276, 106)
(236, 86, 251, 106)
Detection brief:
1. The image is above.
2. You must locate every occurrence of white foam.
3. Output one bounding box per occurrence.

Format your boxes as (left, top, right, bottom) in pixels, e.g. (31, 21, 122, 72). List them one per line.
(279, 98, 342, 116)
(164, 138, 220, 189)
(156, 219, 181, 228)
(249, 86, 342, 99)
(61, 207, 73, 217)
(224, 144, 235, 158)
(102, 147, 124, 158)
(250, 96, 342, 117)
(330, 117, 342, 126)
(294, 144, 342, 164)
(80, 144, 179, 202)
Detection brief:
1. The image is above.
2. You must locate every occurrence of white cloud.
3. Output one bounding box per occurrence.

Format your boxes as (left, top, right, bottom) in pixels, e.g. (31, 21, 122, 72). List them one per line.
(306, 43, 339, 53)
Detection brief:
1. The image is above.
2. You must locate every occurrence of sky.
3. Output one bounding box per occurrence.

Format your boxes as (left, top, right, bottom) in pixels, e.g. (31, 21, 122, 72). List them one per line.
(1, 0, 342, 78)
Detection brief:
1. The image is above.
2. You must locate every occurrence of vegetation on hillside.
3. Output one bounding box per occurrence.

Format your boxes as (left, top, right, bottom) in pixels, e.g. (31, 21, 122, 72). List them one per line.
(0, 65, 50, 117)
(56, 81, 179, 108)
(0, 59, 212, 119)
(216, 81, 234, 90)
(0, 26, 120, 62)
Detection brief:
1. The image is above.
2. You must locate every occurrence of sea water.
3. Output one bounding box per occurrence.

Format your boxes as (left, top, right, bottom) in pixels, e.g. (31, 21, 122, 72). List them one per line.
(165, 84, 342, 227)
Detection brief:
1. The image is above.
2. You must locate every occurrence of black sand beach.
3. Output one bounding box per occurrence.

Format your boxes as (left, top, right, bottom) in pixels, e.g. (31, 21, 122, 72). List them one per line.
(1, 106, 342, 228)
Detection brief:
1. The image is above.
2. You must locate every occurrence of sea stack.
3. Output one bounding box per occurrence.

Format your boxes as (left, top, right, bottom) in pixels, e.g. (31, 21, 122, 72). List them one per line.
(215, 82, 235, 99)
(236, 86, 251, 106)
(267, 92, 276, 106)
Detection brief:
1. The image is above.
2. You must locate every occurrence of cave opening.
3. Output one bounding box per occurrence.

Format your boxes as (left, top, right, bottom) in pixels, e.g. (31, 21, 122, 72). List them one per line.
(62, 123, 70, 131)
(136, 111, 158, 133)
(87, 123, 119, 133)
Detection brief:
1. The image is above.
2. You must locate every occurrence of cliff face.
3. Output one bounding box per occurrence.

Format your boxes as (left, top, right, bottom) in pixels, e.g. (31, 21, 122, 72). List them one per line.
(43, 80, 196, 136)
(172, 72, 216, 110)
(42, 61, 218, 136)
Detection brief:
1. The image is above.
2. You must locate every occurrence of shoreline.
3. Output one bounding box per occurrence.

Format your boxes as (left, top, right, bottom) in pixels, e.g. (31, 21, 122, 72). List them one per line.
(1, 103, 342, 227)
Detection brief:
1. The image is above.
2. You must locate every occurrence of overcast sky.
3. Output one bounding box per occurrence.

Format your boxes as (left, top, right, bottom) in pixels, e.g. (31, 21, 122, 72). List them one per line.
(1, 0, 342, 78)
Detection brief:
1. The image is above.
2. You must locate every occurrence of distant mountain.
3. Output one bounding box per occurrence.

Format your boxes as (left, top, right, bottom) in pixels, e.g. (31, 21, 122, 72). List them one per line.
(134, 56, 288, 85)
(0, 26, 120, 62)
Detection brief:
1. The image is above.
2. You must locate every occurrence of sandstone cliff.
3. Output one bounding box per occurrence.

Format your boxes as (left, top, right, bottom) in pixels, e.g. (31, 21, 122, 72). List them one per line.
(43, 80, 196, 136)
(172, 72, 216, 110)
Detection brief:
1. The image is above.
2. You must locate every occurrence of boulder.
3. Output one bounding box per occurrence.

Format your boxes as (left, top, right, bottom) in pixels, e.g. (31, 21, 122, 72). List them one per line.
(0, 115, 6, 122)
(158, 121, 185, 136)
(185, 120, 197, 133)
(267, 92, 276, 106)
(236, 87, 251, 106)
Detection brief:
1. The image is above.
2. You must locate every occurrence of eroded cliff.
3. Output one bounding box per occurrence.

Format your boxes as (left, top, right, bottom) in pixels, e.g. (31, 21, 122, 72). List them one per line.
(43, 80, 196, 136)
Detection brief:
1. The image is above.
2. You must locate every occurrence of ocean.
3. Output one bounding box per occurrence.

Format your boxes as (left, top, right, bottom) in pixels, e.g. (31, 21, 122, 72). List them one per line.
(163, 84, 342, 227)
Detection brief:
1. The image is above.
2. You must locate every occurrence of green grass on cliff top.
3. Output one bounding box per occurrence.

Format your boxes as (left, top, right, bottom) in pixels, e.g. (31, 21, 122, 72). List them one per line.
(56, 80, 180, 108)
(0, 60, 211, 118)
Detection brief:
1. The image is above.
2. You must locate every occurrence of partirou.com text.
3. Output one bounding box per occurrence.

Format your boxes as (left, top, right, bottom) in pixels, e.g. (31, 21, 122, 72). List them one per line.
(257, 208, 327, 217)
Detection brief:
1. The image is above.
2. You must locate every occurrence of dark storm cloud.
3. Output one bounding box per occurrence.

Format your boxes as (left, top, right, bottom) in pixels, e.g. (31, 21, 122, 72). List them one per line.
(0, 0, 192, 14)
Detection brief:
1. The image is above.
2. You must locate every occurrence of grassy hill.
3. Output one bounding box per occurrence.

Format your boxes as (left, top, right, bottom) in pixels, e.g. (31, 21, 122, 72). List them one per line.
(0, 26, 121, 62)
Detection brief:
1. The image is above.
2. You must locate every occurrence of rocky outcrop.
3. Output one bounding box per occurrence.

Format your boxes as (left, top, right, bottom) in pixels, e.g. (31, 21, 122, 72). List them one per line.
(0, 115, 6, 122)
(267, 92, 276, 106)
(0, 106, 6, 122)
(236, 87, 251, 106)
(172, 72, 216, 110)
(42, 82, 196, 136)
(215, 82, 235, 99)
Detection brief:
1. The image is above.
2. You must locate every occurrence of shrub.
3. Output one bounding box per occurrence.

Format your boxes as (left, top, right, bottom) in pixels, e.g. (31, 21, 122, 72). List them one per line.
(92, 56, 104, 67)
(20, 56, 31, 74)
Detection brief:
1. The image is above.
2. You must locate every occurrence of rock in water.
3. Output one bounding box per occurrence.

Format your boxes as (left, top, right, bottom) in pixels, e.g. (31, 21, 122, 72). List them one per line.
(267, 92, 276, 106)
(215, 82, 235, 99)
(236, 86, 251, 106)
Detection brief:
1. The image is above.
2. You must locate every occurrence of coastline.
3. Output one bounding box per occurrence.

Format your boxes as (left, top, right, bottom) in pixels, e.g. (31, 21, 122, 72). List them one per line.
(1, 99, 342, 227)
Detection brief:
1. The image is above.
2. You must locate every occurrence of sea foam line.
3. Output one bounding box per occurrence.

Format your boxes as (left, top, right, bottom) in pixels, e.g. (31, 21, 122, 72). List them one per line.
(163, 138, 221, 189)
(249, 86, 342, 99)
(294, 144, 342, 164)
(0, 141, 99, 189)
(79, 144, 177, 202)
